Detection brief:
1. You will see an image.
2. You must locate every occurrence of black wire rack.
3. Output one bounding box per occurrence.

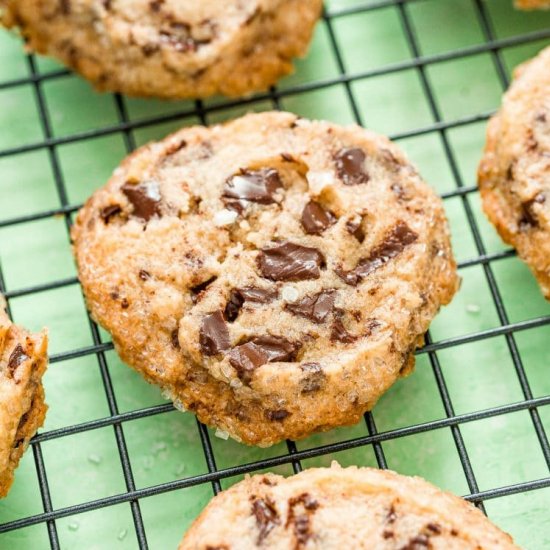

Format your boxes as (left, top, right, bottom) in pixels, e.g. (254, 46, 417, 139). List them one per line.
(0, 0, 550, 548)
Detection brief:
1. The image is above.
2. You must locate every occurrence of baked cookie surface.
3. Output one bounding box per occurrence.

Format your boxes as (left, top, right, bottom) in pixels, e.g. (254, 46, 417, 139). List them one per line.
(179, 464, 518, 549)
(0, 296, 48, 498)
(71, 111, 458, 446)
(478, 46, 550, 298)
(0, 0, 321, 99)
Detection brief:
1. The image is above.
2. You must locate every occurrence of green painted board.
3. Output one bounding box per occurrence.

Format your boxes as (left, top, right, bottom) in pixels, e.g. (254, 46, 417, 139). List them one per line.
(1, 0, 550, 548)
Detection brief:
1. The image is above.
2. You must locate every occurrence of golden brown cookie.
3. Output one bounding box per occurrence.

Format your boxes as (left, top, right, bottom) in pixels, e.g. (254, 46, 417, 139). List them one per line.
(0, 296, 48, 498)
(72, 111, 458, 446)
(179, 464, 519, 549)
(0, 0, 322, 99)
(478, 46, 550, 298)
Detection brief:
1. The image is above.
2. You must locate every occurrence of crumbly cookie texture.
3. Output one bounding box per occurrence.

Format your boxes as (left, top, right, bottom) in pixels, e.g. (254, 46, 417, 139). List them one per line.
(515, 0, 550, 9)
(71, 111, 458, 446)
(478, 46, 550, 298)
(0, 296, 48, 498)
(179, 464, 518, 549)
(0, 0, 321, 99)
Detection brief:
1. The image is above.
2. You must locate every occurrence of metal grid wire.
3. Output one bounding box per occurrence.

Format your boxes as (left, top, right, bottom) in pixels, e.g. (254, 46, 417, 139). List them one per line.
(0, 0, 549, 548)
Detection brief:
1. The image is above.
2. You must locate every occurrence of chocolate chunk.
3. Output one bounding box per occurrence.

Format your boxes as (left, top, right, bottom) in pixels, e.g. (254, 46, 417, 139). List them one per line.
(387, 505, 397, 524)
(100, 204, 122, 223)
(401, 534, 430, 549)
(121, 298, 129, 309)
(300, 362, 326, 394)
(285, 290, 336, 323)
(301, 201, 336, 235)
(426, 523, 442, 534)
(286, 493, 319, 548)
(336, 221, 418, 285)
(330, 309, 356, 343)
(229, 335, 300, 383)
(519, 193, 546, 229)
(199, 311, 230, 356)
(138, 269, 151, 281)
(383, 530, 394, 539)
(122, 181, 161, 221)
(223, 169, 282, 212)
(171, 328, 180, 350)
(258, 242, 325, 281)
(265, 409, 290, 421)
(335, 148, 368, 186)
(190, 276, 217, 304)
(251, 497, 280, 544)
(225, 287, 278, 322)
(346, 217, 365, 243)
(8, 344, 28, 377)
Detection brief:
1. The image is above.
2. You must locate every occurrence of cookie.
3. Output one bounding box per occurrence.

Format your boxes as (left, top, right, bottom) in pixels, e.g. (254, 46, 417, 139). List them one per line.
(478, 46, 550, 298)
(0, 295, 48, 498)
(515, 0, 550, 9)
(179, 464, 518, 549)
(0, 0, 322, 99)
(71, 111, 459, 446)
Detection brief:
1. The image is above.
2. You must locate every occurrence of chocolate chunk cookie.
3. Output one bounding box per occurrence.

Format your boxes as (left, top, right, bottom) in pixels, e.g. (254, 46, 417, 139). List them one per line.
(0, 296, 48, 497)
(479, 46, 550, 298)
(0, 0, 321, 99)
(72, 111, 458, 446)
(179, 464, 519, 549)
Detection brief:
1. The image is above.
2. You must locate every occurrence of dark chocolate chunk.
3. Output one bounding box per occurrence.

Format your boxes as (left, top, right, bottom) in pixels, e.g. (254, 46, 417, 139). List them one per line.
(265, 409, 290, 421)
(225, 287, 278, 322)
(190, 276, 217, 304)
(258, 242, 325, 281)
(519, 193, 546, 229)
(8, 344, 28, 377)
(330, 309, 356, 344)
(121, 298, 129, 309)
(301, 201, 336, 235)
(336, 221, 418, 285)
(426, 523, 442, 534)
(335, 147, 368, 186)
(285, 290, 336, 323)
(346, 217, 365, 243)
(229, 335, 300, 383)
(122, 181, 161, 221)
(199, 311, 230, 356)
(383, 530, 394, 539)
(300, 362, 326, 394)
(171, 328, 180, 350)
(401, 534, 430, 549)
(138, 269, 151, 281)
(223, 169, 282, 212)
(251, 497, 280, 544)
(286, 493, 319, 548)
(100, 204, 122, 223)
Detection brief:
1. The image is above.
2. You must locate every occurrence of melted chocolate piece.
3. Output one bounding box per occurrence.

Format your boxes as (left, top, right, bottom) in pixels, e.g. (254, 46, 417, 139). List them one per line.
(519, 193, 546, 228)
(336, 221, 418, 285)
(122, 181, 161, 221)
(335, 148, 368, 186)
(8, 345, 28, 377)
(286, 493, 319, 549)
(251, 497, 280, 544)
(265, 409, 290, 421)
(285, 290, 336, 323)
(225, 287, 278, 322)
(223, 169, 282, 212)
(100, 204, 122, 223)
(301, 201, 336, 235)
(300, 362, 326, 394)
(171, 329, 180, 350)
(199, 311, 230, 356)
(346, 217, 365, 243)
(258, 242, 325, 281)
(138, 269, 151, 281)
(190, 276, 217, 304)
(229, 335, 300, 383)
(401, 534, 430, 549)
(330, 309, 356, 343)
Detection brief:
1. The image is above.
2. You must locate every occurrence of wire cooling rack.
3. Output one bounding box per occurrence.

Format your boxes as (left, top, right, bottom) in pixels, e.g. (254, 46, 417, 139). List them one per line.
(0, 0, 550, 548)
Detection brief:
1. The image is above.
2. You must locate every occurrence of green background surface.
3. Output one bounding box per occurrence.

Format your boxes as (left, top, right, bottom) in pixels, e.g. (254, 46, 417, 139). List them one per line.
(1, 0, 550, 548)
